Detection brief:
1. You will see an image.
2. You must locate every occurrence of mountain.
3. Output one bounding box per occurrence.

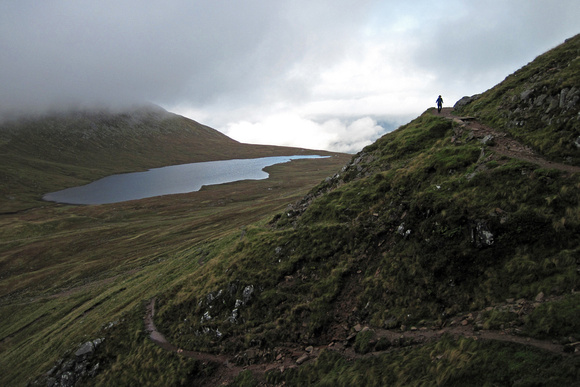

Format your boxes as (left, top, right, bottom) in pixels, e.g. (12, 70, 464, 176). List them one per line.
(2, 35, 580, 386)
(0, 104, 336, 212)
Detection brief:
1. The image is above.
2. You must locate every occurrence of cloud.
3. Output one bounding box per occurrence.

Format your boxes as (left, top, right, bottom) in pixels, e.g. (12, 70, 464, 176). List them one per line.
(0, 0, 376, 116)
(1, 1, 579, 152)
(223, 114, 394, 153)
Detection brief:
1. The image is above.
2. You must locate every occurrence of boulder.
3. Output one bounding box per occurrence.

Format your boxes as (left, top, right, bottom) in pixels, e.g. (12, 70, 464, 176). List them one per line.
(471, 221, 494, 247)
(296, 353, 309, 365)
(454, 94, 480, 110)
(75, 341, 95, 358)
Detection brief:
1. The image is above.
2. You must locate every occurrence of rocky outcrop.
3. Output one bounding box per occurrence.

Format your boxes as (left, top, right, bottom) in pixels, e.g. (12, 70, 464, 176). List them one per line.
(454, 94, 481, 110)
(38, 338, 104, 387)
(506, 86, 579, 129)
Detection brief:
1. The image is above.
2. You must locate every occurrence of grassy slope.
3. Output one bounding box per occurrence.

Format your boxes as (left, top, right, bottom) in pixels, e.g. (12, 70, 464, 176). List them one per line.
(0, 107, 351, 385)
(140, 37, 580, 384)
(0, 156, 351, 386)
(155, 112, 579, 344)
(457, 33, 580, 165)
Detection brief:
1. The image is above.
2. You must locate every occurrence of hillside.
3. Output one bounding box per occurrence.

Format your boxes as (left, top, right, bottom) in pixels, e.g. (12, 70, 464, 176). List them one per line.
(2, 36, 579, 386)
(455, 33, 580, 165)
(0, 106, 351, 386)
(142, 36, 578, 384)
(0, 105, 335, 212)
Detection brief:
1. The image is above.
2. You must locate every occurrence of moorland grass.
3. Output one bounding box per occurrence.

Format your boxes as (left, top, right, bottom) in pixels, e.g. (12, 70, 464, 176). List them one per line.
(0, 155, 350, 386)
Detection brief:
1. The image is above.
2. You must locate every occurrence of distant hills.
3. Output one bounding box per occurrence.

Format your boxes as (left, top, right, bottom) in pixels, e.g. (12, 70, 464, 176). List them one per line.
(0, 104, 336, 212)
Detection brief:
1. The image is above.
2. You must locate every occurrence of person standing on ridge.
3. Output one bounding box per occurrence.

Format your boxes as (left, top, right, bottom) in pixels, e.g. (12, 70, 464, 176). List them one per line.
(436, 95, 443, 113)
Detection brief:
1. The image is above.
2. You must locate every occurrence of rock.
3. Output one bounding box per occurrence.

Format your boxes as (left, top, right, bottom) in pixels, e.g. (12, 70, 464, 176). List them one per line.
(545, 96, 559, 113)
(305, 346, 314, 353)
(520, 89, 534, 101)
(201, 311, 212, 323)
(242, 285, 254, 303)
(471, 221, 494, 247)
(353, 323, 362, 332)
(75, 341, 95, 357)
(535, 292, 545, 302)
(296, 353, 309, 365)
(574, 136, 580, 149)
(40, 337, 103, 386)
(559, 88, 569, 108)
(480, 135, 495, 145)
(454, 94, 480, 110)
(535, 94, 548, 106)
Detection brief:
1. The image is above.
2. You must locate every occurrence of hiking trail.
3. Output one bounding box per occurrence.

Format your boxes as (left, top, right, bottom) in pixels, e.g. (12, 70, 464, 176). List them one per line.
(435, 107, 580, 173)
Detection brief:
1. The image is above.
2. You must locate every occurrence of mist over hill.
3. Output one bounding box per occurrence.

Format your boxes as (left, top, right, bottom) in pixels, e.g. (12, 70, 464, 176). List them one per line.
(1, 35, 579, 386)
(0, 104, 338, 212)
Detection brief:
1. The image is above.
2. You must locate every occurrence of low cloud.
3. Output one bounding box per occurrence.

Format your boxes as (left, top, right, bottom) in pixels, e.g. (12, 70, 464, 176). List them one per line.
(1, 1, 578, 152)
(223, 114, 399, 153)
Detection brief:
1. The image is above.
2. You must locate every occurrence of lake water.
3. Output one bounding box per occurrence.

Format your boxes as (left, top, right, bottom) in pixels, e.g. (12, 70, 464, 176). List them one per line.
(43, 155, 328, 205)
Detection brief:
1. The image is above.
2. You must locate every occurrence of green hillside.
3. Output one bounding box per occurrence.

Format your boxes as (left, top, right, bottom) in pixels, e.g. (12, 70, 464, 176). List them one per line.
(0, 106, 350, 386)
(146, 35, 578, 385)
(456, 33, 580, 165)
(2, 36, 580, 386)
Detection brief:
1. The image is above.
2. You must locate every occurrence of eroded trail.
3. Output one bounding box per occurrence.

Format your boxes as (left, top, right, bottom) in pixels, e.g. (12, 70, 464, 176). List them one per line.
(436, 107, 580, 173)
(144, 298, 576, 386)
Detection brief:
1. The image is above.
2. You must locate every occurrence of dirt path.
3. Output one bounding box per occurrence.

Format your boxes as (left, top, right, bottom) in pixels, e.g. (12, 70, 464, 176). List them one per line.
(144, 298, 576, 386)
(435, 107, 580, 173)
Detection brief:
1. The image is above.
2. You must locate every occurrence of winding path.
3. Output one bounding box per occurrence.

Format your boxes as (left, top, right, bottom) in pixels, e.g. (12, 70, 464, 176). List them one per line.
(435, 107, 580, 173)
(144, 298, 576, 386)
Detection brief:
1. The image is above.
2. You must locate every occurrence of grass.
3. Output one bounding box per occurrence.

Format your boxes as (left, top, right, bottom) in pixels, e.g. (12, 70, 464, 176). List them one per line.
(265, 336, 580, 386)
(522, 293, 580, 340)
(457, 33, 580, 166)
(151, 111, 579, 358)
(0, 144, 350, 385)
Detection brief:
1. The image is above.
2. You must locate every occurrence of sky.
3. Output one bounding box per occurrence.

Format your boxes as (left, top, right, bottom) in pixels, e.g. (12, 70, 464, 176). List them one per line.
(1, 1, 579, 153)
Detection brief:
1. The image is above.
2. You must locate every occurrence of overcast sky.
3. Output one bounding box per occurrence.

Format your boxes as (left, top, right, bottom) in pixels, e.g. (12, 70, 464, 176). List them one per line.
(1, 1, 578, 152)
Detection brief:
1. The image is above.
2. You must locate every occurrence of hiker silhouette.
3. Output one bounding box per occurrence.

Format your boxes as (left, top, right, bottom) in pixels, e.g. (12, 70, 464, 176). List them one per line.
(436, 95, 443, 113)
